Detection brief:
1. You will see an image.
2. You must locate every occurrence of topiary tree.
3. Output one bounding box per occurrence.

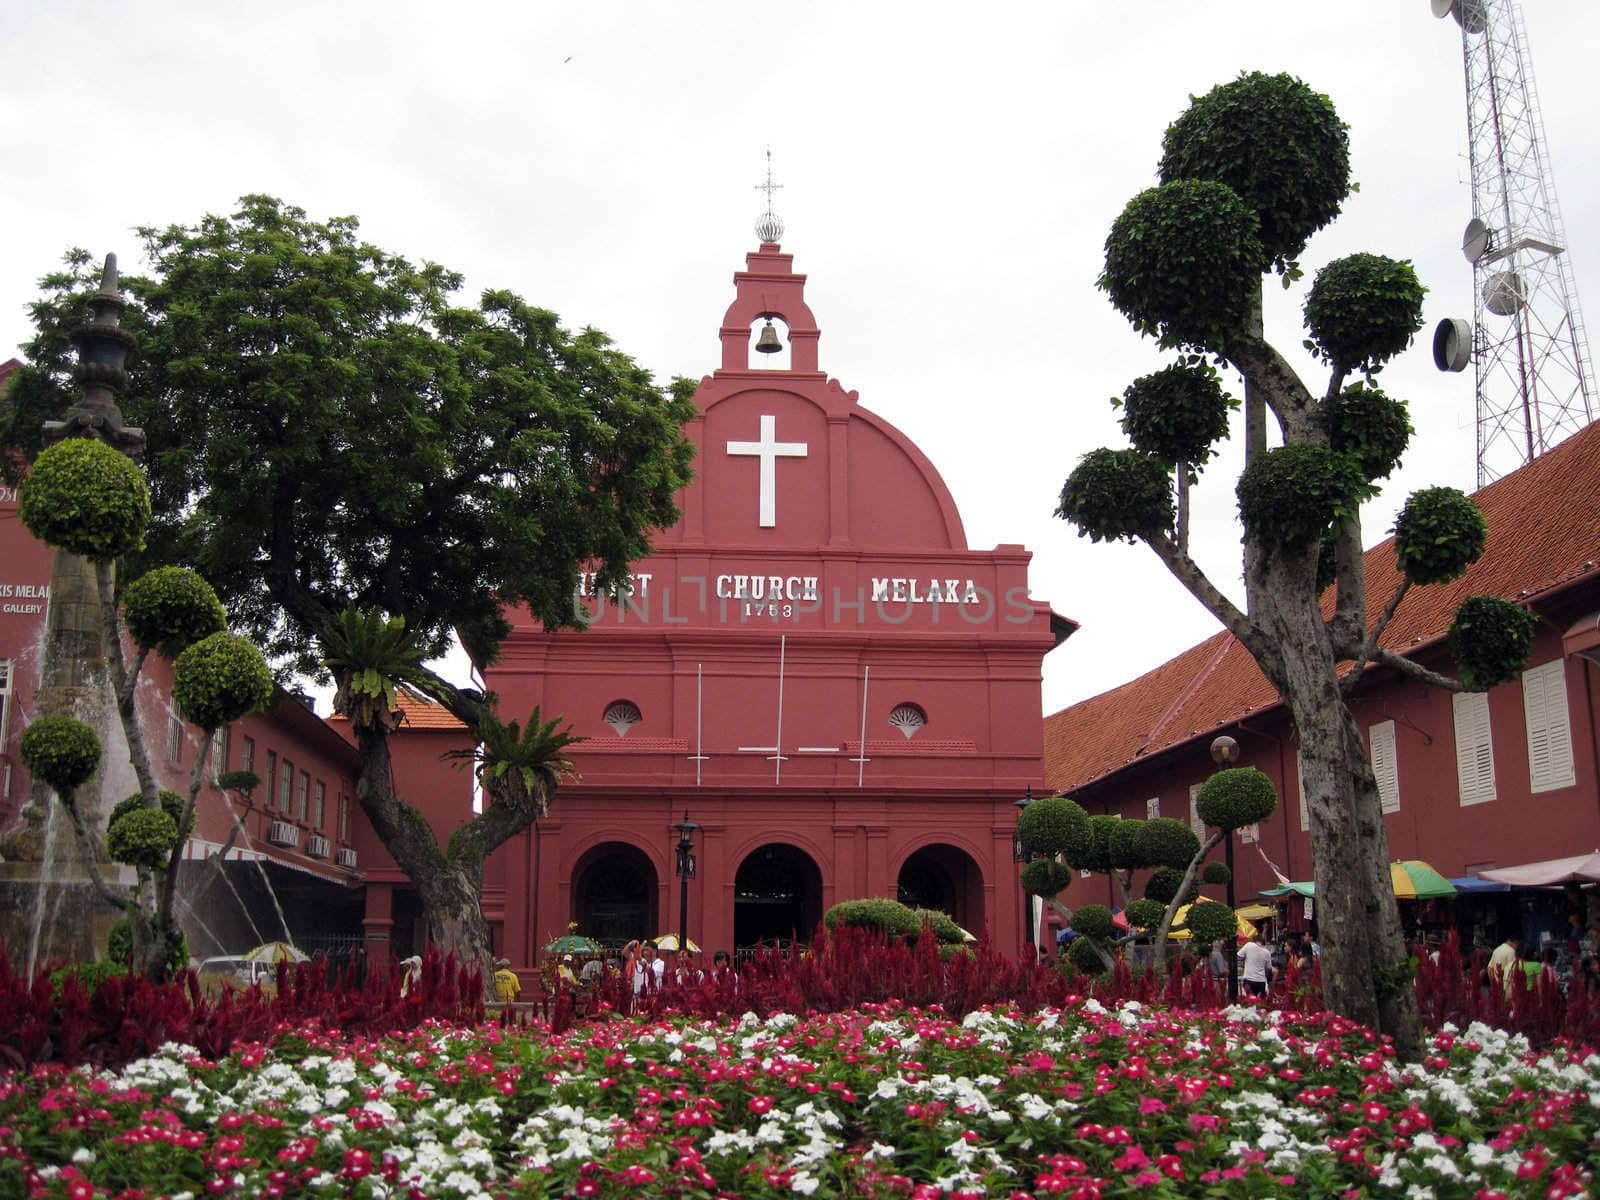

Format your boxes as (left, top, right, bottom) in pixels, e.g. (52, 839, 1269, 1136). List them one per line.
(823, 897, 967, 946)
(1180, 899, 1243, 952)
(121, 567, 227, 661)
(1056, 71, 1533, 1059)
(17, 436, 150, 562)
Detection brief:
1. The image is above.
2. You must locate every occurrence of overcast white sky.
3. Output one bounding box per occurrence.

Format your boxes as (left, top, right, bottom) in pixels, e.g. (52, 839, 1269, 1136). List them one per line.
(4, 1, 1597, 716)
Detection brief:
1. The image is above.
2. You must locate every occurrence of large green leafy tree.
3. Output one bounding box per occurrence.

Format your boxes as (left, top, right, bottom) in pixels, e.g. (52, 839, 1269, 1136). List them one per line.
(5, 196, 697, 977)
(1059, 75, 1534, 1060)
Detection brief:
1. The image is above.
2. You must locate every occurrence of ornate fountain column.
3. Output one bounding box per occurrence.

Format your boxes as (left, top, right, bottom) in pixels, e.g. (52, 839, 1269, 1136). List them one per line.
(0, 256, 144, 970)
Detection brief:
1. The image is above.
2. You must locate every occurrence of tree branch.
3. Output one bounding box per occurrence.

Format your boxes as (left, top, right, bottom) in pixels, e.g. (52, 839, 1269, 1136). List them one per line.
(55, 794, 132, 912)
(1364, 646, 1465, 693)
(1327, 517, 1369, 656)
(1229, 335, 1317, 437)
(94, 562, 161, 803)
(1144, 535, 1255, 645)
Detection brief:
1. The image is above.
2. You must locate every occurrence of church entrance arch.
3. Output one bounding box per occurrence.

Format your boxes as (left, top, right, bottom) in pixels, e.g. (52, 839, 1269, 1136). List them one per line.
(573, 842, 658, 945)
(897, 843, 984, 935)
(733, 843, 822, 949)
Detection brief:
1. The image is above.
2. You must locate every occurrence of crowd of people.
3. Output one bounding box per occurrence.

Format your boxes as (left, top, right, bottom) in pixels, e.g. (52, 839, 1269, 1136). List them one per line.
(491, 938, 741, 1009)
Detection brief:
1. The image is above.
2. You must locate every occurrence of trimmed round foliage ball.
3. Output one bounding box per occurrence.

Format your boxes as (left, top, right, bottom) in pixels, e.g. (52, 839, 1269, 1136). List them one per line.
(1159, 71, 1350, 270)
(1068, 936, 1107, 975)
(1237, 442, 1372, 552)
(18, 436, 151, 561)
(1106, 817, 1144, 870)
(1196, 767, 1278, 830)
(1202, 860, 1234, 886)
(1138, 817, 1200, 870)
(122, 567, 227, 660)
(1118, 363, 1234, 470)
(1021, 857, 1073, 898)
(1327, 383, 1412, 483)
(1145, 866, 1198, 906)
(19, 716, 101, 794)
(1100, 179, 1265, 353)
(108, 790, 193, 840)
(1392, 487, 1487, 586)
(1016, 794, 1092, 861)
(1183, 901, 1242, 949)
(1057, 448, 1174, 545)
(1079, 815, 1119, 873)
(106, 807, 179, 872)
(216, 769, 261, 796)
(173, 632, 274, 731)
(1303, 254, 1426, 374)
(911, 908, 968, 945)
(1449, 595, 1537, 691)
(824, 897, 922, 940)
(1124, 898, 1167, 931)
(1071, 904, 1117, 943)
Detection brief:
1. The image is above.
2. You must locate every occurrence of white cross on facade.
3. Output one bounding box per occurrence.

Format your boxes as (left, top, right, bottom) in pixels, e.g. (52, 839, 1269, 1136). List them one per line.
(726, 413, 808, 527)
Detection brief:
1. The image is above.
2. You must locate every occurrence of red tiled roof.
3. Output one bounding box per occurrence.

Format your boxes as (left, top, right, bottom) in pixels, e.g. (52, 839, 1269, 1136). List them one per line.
(1044, 420, 1600, 793)
(326, 689, 470, 731)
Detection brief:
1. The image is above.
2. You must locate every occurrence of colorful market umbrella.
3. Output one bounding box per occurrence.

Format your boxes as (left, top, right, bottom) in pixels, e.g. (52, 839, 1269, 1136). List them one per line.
(242, 940, 308, 964)
(1168, 897, 1257, 941)
(544, 933, 603, 954)
(653, 933, 701, 953)
(1390, 860, 1457, 900)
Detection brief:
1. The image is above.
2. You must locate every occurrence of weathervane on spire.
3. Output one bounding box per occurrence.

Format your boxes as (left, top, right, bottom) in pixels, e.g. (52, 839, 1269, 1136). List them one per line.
(754, 147, 785, 244)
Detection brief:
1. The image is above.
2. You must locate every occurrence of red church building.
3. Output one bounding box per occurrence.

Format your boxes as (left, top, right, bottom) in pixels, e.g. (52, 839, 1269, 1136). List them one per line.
(1042, 418, 1600, 939)
(380, 240, 1073, 965)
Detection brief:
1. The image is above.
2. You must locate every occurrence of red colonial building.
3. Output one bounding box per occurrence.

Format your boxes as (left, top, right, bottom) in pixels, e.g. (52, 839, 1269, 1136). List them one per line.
(388, 240, 1073, 965)
(1043, 418, 1600, 941)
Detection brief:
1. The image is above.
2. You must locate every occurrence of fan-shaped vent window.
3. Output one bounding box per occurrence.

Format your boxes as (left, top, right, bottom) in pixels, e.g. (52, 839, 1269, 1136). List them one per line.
(888, 703, 926, 739)
(603, 700, 642, 737)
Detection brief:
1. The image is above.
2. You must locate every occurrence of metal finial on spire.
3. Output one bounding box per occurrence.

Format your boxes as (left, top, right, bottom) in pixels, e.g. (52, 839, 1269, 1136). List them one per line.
(753, 148, 785, 244)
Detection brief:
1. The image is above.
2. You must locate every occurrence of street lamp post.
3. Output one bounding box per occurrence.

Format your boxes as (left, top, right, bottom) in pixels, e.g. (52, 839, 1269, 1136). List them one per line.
(1013, 788, 1035, 958)
(672, 811, 699, 958)
(1209, 735, 1241, 1003)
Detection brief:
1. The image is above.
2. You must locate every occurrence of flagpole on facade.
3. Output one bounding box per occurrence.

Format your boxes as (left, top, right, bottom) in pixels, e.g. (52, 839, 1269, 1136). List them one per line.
(856, 664, 871, 788)
(773, 635, 787, 785)
(691, 662, 707, 786)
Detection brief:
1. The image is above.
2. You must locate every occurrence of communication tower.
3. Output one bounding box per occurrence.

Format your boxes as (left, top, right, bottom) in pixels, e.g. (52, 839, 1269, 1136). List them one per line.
(1429, 0, 1595, 486)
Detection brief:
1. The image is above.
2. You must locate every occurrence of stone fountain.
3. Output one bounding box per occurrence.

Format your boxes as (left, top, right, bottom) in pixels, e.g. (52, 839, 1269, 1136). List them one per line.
(0, 255, 143, 974)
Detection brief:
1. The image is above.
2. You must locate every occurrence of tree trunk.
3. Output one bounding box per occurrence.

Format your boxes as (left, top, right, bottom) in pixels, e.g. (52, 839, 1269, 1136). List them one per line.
(350, 723, 494, 994)
(1256, 583, 1423, 1059)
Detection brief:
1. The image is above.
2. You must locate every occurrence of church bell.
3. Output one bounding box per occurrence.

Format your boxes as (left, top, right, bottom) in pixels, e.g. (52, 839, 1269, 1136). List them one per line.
(754, 321, 783, 354)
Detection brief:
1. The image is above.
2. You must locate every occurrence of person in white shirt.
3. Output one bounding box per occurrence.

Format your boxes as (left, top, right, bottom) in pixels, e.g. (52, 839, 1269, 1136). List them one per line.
(632, 940, 666, 994)
(1237, 934, 1273, 997)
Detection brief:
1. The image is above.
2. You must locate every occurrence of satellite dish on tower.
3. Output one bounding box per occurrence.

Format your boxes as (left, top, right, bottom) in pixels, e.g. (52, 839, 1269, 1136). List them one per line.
(1430, 0, 1487, 33)
(1433, 317, 1473, 372)
(1462, 217, 1493, 263)
(1483, 271, 1526, 316)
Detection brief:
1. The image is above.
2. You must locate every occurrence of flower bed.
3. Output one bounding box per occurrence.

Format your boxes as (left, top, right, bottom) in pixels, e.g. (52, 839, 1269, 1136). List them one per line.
(3, 1001, 1597, 1199)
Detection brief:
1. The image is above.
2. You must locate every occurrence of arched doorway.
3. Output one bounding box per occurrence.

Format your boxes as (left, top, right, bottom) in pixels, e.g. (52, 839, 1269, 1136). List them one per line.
(573, 842, 658, 945)
(733, 843, 822, 949)
(897, 843, 985, 936)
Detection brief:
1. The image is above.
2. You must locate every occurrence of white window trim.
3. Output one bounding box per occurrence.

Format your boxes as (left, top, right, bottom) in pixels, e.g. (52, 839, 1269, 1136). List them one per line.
(1522, 659, 1576, 793)
(1145, 796, 1160, 820)
(1370, 720, 1400, 814)
(1453, 691, 1497, 806)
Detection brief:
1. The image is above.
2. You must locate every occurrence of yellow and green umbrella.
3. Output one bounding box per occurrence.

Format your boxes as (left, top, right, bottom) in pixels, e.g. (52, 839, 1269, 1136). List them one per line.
(1390, 860, 1457, 899)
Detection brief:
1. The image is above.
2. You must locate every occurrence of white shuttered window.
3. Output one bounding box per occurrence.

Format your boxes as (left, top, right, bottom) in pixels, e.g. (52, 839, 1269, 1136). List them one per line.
(1369, 721, 1400, 814)
(1522, 659, 1576, 792)
(1188, 783, 1204, 839)
(1146, 796, 1160, 820)
(1453, 691, 1497, 806)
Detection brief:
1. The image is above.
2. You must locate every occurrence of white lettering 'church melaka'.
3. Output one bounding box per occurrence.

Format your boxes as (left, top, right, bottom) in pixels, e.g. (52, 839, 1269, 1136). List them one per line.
(378, 218, 1076, 962)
